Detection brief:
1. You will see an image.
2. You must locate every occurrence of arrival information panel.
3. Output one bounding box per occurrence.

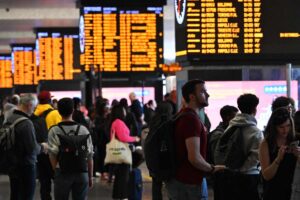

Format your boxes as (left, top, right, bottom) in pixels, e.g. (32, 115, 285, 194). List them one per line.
(12, 45, 37, 85)
(80, 6, 164, 72)
(175, 0, 300, 64)
(36, 29, 81, 81)
(0, 55, 13, 88)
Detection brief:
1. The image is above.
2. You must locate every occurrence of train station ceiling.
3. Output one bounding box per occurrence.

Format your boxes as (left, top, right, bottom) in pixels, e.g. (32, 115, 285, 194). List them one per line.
(0, 0, 175, 61)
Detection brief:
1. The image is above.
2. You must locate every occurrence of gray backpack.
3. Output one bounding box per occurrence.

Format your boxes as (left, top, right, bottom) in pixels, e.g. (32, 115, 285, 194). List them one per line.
(214, 126, 250, 170)
(0, 117, 28, 174)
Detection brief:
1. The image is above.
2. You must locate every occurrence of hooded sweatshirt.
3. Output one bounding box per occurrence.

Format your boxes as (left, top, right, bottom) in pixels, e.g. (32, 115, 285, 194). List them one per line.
(225, 113, 264, 174)
(34, 104, 62, 129)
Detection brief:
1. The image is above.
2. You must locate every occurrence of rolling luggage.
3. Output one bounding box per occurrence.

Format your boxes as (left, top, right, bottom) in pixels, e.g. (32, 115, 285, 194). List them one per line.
(128, 168, 143, 200)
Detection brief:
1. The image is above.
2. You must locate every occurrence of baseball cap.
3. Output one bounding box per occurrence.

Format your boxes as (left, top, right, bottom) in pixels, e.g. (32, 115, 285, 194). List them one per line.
(38, 90, 52, 103)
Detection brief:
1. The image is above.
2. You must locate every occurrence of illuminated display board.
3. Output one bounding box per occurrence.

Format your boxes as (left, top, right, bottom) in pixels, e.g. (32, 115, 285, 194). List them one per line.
(0, 55, 13, 88)
(79, 0, 166, 7)
(80, 6, 164, 72)
(11, 44, 37, 85)
(175, 0, 300, 64)
(35, 28, 81, 81)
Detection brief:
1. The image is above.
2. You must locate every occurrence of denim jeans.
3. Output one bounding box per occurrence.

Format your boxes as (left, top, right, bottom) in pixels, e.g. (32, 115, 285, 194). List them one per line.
(166, 179, 202, 200)
(9, 164, 36, 200)
(54, 169, 89, 200)
(201, 178, 208, 200)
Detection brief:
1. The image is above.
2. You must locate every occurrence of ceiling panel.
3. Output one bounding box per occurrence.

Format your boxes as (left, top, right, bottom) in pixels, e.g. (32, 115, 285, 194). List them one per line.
(0, 19, 78, 31)
(0, 0, 79, 53)
(0, 0, 77, 8)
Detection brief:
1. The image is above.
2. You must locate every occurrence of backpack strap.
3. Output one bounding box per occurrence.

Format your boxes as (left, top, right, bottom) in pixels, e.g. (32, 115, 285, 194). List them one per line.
(10, 116, 29, 128)
(57, 124, 68, 135)
(10, 116, 29, 145)
(57, 124, 81, 136)
(74, 125, 81, 136)
(40, 108, 53, 119)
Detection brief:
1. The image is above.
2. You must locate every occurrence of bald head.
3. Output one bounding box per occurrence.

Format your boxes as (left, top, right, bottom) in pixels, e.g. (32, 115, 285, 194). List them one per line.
(129, 92, 136, 102)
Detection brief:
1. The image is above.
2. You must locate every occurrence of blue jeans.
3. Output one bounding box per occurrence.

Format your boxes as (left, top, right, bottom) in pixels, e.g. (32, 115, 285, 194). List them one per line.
(9, 164, 36, 200)
(201, 178, 208, 200)
(166, 179, 202, 200)
(54, 169, 89, 200)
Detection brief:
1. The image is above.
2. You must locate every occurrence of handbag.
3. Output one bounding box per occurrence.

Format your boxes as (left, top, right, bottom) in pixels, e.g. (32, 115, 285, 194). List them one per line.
(104, 130, 132, 165)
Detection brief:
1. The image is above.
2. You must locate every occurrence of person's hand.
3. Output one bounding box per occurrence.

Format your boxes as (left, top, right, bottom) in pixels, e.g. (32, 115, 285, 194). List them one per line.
(213, 165, 226, 173)
(89, 177, 93, 189)
(292, 146, 300, 157)
(276, 145, 287, 163)
(135, 137, 140, 143)
(41, 143, 48, 154)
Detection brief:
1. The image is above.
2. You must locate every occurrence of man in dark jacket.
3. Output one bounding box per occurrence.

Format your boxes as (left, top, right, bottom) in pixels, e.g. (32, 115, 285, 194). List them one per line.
(72, 97, 89, 128)
(208, 105, 238, 200)
(129, 92, 143, 136)
(7, 93, 48, 200)
(208, 105, 238, 163)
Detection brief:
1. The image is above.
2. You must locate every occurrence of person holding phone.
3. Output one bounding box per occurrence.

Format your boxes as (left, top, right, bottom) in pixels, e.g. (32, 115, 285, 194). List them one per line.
(259, 108, 299, 200)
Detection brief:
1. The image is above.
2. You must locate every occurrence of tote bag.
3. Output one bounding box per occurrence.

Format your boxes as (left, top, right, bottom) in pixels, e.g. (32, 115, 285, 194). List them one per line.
(104, 130, 132, 165)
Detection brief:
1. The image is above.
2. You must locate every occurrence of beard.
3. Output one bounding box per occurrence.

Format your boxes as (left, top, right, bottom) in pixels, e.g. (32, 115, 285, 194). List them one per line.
(196, 96, 209, 108)
(199, 101, 209, 108)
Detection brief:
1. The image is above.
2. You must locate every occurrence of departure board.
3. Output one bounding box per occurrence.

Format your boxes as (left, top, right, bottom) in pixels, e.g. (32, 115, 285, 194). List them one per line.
(35, 28, 81, 81)
(80, 6, 164, 72)
(0, 55, 13, 88)
(175, 0, 300, 64)
(11, 44, 37, 85)
(79, 0, 166, 7)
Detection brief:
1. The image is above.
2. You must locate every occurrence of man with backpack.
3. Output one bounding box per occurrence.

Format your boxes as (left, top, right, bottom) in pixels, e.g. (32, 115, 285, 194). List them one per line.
(34, 90, 61, 129)
(33, 90, 62, 200)
(215, 93, 263, 200)
(5, 94, 48, 200)
(48, 98, 93, 199)
(165, 79, 225, 200)
(207, 105, 238, 200)
(208, 105, 239, 164)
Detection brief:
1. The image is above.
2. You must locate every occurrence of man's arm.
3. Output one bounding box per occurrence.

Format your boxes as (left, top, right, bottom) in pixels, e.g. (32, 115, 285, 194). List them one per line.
(49, 154, 58, 170)
(86, 128, 94, 188)
(20, 121, 41, 155)
(47, 126, 60, 169)
(186, 137, 222, 172)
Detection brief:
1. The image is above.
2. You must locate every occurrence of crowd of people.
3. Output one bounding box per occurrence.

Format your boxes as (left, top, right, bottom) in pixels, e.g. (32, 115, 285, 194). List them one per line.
(0, 79, 300, 200)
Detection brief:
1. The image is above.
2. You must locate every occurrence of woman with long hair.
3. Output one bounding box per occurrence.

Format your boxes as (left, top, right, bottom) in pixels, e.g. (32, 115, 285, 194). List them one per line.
(109, 104, 140, 199)
(259, 107, 299, 200)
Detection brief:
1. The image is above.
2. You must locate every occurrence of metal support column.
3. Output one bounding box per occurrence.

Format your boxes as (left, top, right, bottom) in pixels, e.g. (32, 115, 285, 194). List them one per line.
(286, 63, 292, 98)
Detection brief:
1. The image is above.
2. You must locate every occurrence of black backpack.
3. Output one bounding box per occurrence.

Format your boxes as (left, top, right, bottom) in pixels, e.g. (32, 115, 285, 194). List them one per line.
(31, 110, 54, 176)
(57, 124, 90, 174)
(214, 126, 251, 170)
(31, 108, 53, 142)
(207, 126, 224, 164)
(0, 117, 28, 174)
(144, 112, 190, 181)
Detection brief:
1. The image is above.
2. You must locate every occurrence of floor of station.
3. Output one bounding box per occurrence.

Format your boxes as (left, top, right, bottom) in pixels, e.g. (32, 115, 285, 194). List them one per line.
(0, 163, 213, 199)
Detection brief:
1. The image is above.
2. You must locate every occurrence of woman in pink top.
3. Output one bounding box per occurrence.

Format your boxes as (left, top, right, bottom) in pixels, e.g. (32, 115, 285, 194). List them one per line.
(109, 104, 139, 199)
